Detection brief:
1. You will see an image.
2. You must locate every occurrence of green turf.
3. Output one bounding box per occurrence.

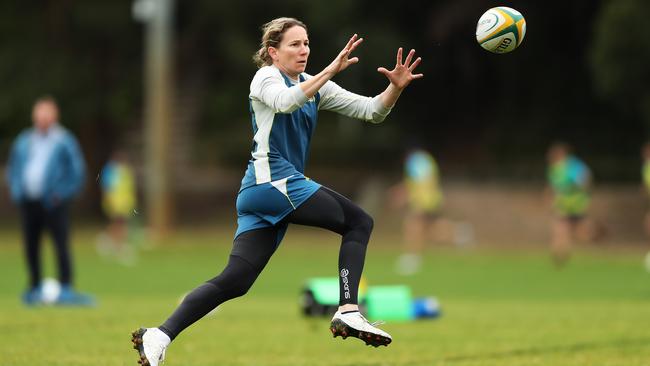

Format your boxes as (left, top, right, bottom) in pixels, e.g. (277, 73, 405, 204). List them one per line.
(1, 226, 649, 365)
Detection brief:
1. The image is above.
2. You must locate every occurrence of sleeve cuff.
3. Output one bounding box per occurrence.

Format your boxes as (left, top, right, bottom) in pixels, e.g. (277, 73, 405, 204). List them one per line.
(372, 95, 392, 116)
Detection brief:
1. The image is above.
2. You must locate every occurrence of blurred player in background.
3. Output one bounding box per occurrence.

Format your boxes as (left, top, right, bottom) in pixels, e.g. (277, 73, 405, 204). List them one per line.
(132, 17, 423, 366)
(5, 96, 94, 306)
(97, 149, 138, 265)
(391, 148, 447, 275)
(546, 142, 595, 266)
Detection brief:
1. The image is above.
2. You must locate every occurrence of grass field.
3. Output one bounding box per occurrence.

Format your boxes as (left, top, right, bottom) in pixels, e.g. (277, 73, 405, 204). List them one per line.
(1, 225, 650, 365)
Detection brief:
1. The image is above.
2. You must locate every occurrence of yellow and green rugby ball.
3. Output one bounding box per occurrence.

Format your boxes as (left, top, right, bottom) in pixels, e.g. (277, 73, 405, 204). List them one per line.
(476, 6, 526, 53)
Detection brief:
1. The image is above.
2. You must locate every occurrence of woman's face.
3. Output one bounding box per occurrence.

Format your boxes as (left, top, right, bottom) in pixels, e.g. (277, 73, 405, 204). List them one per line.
(271, 25, 309, 78)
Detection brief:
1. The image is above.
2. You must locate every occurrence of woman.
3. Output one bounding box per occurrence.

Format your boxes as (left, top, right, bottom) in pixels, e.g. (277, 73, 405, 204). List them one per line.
(132, 17, 422, 366)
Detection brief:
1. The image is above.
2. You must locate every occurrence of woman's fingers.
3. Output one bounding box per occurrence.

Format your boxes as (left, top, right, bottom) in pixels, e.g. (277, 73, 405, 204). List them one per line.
(344, 34, 358, 51)
(344, 34, 363, 54)
(408, 57, 422, 71)
(340, 34, 363, 64)
(349, 37, 364, 53)
(396, 47, 403, 66)
(404, 49, 415, 67)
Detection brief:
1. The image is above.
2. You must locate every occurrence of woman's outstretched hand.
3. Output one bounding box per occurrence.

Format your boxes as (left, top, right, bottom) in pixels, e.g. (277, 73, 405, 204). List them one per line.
(326, 34, 364, 76)
(378, 48, 423, 90)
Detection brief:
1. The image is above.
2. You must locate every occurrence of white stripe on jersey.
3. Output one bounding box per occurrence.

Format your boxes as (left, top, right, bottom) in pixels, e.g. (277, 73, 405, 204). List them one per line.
(251, 100, 275, 184)
(270, 175, 296, 209)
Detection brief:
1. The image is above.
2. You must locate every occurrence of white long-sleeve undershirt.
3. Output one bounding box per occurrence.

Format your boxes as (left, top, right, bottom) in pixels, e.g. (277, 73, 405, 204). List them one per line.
(249, 65, 392, 123)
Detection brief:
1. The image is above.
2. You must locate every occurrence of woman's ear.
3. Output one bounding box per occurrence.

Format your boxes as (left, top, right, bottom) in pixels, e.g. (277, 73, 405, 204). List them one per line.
(268, 47, 278, 62)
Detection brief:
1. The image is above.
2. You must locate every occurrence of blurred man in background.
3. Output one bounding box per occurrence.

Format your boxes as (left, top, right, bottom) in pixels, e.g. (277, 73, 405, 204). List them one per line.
(546, 142, 594, 266)
(5, 96, 94, 306)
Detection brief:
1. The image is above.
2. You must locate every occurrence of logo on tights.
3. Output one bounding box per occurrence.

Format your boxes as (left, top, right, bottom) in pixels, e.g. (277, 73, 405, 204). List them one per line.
(340, 268, 350, 299)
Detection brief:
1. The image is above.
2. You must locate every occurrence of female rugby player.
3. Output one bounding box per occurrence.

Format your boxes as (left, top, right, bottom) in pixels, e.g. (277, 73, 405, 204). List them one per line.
(132, 17, 422, 366)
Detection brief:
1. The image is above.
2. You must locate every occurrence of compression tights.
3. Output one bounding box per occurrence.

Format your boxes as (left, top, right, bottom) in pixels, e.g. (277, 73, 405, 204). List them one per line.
(159, 186, 373, 340)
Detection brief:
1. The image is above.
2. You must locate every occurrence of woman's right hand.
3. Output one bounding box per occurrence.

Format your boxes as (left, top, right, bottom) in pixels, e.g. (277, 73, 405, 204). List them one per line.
(300, 34, 363, 99)
(325, 34, 364, 76)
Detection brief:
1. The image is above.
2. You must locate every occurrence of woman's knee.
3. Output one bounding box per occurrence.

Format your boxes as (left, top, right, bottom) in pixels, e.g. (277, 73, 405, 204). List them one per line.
(360, 211, 374, 234)
(224, 278, 255, 298)
(347, 208, 374, 238)
(207, 255, 260, 299)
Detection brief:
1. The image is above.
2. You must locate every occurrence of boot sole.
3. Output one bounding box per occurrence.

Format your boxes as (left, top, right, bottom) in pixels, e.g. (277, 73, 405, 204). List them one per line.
(330, 319, 391, 347)
(131, 328, 151, 366)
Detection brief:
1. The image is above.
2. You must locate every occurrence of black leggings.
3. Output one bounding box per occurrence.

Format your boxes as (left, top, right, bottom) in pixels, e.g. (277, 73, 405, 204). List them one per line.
(159, 186, 373, 340)
(20, 200, 72, 288)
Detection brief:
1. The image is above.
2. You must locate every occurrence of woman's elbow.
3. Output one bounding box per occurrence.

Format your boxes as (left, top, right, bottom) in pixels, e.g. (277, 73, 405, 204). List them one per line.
(272, 97, 301, 113)
(275, 104, 301, 113)
(369, 113, 387, 124)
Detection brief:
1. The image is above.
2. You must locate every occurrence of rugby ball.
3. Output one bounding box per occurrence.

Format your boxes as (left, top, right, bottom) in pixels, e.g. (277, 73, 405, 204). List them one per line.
(476, 7, 526, 53)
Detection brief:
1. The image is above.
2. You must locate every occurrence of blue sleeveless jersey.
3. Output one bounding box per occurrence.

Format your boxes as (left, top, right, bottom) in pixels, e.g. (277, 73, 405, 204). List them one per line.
(240, 73, 321, 191)
(235, 65, 391, 238)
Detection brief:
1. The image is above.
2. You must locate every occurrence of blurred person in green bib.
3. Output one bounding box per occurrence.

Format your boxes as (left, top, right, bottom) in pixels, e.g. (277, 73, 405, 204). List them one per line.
(546, 142, 595, 266)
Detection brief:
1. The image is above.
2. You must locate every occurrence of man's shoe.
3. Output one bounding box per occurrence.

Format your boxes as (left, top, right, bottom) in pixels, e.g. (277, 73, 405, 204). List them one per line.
(131, 328, 170, 366)
(22, 286, 43, 306)
(330, 310, 392, 347)
(55, 286, 95, 306)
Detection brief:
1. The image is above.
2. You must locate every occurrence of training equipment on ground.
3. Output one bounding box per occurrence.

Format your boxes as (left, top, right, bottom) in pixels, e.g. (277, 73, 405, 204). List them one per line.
(301, 278, 441, 321)
(476, 6, 526, 53)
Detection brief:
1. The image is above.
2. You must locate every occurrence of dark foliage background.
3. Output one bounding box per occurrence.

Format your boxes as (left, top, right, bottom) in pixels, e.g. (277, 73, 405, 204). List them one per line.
(0, 0, 648, 183)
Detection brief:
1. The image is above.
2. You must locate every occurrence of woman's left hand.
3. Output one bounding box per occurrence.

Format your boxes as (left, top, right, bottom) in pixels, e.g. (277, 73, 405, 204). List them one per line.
(377, 48, 423, 90)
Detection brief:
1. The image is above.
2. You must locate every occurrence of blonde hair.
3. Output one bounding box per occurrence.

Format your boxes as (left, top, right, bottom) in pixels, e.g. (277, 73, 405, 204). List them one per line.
(253, 17, 307, 68)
